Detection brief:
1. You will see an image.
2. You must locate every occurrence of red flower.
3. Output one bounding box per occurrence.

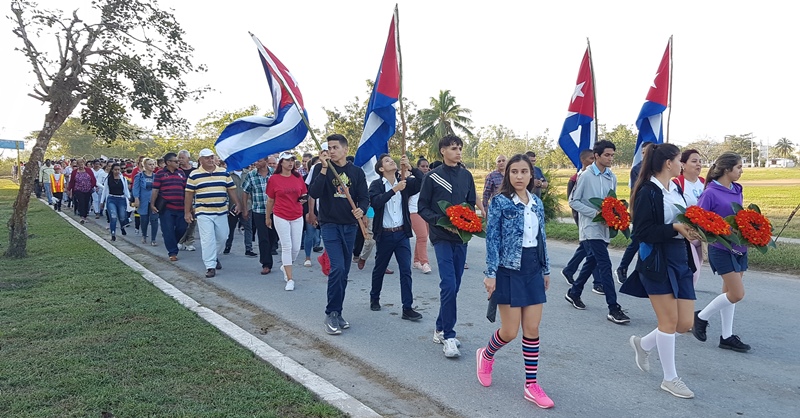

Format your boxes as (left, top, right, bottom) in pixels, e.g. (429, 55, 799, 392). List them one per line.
(685, 206, 731, 236)
(735, 209, 772, 247)
(599, 197, 630, 232)
(446, 204, 483, 233)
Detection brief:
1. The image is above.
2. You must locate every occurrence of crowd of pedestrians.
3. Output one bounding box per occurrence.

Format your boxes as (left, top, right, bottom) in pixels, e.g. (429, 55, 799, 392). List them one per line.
(41, 134, 754, 408)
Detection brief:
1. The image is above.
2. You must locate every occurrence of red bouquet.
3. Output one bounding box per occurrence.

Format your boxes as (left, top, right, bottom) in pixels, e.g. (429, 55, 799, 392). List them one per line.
(727, 203, 776, 253)
(436, 200, 486, 243)
(589, 190, 631, 239)
(676, 205, 734, 250)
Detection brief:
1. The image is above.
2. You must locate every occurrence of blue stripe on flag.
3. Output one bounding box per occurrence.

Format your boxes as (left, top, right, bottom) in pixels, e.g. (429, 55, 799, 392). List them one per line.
(355, 91, 397, 167)
(632, 101, 667, 167)
(558, 113, 594, 169)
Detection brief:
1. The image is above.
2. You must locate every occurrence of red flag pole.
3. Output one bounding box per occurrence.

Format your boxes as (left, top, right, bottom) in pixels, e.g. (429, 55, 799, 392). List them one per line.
(665, 35, 673, 144)
(250, 33, 371, 239)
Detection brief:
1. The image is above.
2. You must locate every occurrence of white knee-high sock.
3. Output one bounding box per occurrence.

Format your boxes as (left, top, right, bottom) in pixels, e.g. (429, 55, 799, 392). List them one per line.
(720, 303, 736, 339)
(698, 293, 734, 321)
(641, 328, 658, 351)
(656, 331, 677, 381)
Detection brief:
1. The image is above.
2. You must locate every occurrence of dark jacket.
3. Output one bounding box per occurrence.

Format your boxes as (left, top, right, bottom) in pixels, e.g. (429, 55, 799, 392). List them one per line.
(308, 160, 369, 225)
(418, 163, 477, 245)
(621, 180, 696, 297)
(368, 173, 421, 242)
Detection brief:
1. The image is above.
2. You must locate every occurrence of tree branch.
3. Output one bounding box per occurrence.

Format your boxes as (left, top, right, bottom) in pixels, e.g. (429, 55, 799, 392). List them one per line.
(11, 5, 50, 95)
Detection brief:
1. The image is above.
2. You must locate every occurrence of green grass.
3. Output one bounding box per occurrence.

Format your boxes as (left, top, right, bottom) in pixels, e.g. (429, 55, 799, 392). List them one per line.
(0, 180, 344, 418)
(544, 222, 800, 274)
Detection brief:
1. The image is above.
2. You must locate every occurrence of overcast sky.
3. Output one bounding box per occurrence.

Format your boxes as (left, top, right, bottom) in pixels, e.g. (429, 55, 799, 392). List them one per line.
(1, 0, 795, 151)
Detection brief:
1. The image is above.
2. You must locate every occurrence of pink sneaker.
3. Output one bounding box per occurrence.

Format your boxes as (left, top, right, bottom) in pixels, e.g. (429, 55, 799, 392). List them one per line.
(421, 263, 432, 274)
(524, 383, 554, 409)
(476, 348, 494, 387)
(412, 261, 423, 270)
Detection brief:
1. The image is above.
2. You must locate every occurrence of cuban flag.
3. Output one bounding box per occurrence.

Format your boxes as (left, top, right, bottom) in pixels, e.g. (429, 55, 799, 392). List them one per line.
(354, 11, 400, 183)
(557, 47, 596, 170)
(633, 38, 672, 168)
(215, 34, 309, 171)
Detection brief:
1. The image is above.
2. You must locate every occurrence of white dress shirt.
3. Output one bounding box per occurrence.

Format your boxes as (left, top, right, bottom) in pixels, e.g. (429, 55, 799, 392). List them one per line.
(382, 177, 404, 229)
(512, 190, 538, 248)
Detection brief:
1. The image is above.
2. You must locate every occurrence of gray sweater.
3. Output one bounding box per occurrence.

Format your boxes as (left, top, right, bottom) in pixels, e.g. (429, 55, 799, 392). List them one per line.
(568, 163, 617, 242)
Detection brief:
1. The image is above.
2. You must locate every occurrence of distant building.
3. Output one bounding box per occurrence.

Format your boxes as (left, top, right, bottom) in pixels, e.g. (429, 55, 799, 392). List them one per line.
(768, 158, 796, 168)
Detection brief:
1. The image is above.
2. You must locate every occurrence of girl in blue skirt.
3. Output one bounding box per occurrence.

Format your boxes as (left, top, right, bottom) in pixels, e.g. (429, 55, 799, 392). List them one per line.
(621, 143, 701, 399)
(479, 154, 553, 409)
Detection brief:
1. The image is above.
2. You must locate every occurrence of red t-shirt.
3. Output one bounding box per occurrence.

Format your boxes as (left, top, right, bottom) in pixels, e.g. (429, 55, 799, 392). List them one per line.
(266, 173, 307, 221)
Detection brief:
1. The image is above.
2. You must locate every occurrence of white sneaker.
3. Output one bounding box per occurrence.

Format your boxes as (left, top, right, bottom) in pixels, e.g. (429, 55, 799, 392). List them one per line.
(421, 263, 432, 274)
(280, 265, 288, 281)
(185, 245, 196, 251)
(661, 377, 694, 399)
(412, 261, 423, 270)
(177, 244, 185, 250)
(433, 330, 461, 347)
(285, 280, 295, 291)
(303, 259, 312, 267)
(443, 338, 461, 358)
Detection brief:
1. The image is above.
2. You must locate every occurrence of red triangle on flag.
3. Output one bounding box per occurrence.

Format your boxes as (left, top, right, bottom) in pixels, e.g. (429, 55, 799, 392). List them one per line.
(567, 48, 595, 119)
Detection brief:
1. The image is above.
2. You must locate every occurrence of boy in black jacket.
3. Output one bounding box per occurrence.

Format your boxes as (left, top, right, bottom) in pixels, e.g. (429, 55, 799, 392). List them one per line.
(418, 135, 477, 358)
(368, 153, 423, 321)
(309, 134, 370, 336)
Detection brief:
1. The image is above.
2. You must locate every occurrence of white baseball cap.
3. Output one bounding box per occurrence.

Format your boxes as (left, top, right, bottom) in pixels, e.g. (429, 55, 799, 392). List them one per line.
(198, 148, 215, 157)
(278, 151, 296, 160)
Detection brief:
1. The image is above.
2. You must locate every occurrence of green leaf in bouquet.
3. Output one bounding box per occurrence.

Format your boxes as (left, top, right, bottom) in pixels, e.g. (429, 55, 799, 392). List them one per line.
(620, 199, 629, 209)
(716, 235, 734, 251)
(768, 239, 777, 249)
(458, 229, 471, 244)
(437, 200, 452, 214)
(609, 228, 618, 238)
(592, 214, 604, 223)
(757, 244, 769, 254)
(676, 214, 690, 225)
(589, 197, 604, 208)
(436, 217, 453, 228)
(622, 228, 631, 240)
(674, 204, 687, 214)
(727, 231, 743, 245)
(724, 215, 738, 230)
(731, 202, 744, 213)
(747, 203, 761, 214)
(696, 227, 708, 242)
(608, 189, 617, 199)
(474, 230, 487, 239)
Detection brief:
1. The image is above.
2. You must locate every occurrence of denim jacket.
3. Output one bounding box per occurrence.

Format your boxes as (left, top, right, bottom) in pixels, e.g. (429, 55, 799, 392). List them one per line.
(484, 192, 550, 279)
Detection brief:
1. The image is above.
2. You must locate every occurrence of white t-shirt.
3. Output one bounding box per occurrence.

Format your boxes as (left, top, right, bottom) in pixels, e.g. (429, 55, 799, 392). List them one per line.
(682, 178, 704, 207)
(651, 176, 683, 239)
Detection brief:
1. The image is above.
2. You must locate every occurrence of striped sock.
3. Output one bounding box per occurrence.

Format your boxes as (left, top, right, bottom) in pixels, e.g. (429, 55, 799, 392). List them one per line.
(523, 336, 540, 385)
(483, 329, 509, 361)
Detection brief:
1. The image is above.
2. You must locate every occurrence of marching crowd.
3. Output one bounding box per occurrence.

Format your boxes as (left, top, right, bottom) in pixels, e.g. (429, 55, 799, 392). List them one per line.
(37, 133, 753, 408)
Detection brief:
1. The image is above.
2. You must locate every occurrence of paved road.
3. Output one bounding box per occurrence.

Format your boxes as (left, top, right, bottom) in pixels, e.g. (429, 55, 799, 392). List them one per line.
(83, 212, 800, 417)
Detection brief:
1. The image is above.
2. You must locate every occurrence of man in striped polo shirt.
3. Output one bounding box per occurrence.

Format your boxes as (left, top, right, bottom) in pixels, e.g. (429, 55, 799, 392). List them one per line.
(185, 148, 241, 278)
(151, 152, 188, 261)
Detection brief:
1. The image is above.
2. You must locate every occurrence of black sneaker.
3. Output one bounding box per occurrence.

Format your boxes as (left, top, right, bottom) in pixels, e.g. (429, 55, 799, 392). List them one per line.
(120, 225, 127, 236)
(561, 269, 574, 285)
(719, 335, 751, 352)
(608, 308, 631, 324)
(370, 299, 381, 311)
(216, 260, 222, 270)
(692, 310, 708, 342)
(592, 284, 605, 295)
(402, 308, 423, 321)
(313, 246, 324, 253)
(338, 314, 350, 329)
(324, 312, 342, 335)
(565, 292, 586, 310)
(245, 250, 258, 257)
(616, 267, 628, 284)
(223, 246, 231, 254)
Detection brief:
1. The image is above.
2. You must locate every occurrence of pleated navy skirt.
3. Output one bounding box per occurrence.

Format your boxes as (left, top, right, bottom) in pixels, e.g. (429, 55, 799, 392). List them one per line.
(493, 247, 547, 307)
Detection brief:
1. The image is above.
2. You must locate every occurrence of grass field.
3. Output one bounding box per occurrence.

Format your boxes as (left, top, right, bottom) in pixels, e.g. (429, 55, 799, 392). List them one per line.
(472, 166, 800, 239)
(0, 180, 344, 418)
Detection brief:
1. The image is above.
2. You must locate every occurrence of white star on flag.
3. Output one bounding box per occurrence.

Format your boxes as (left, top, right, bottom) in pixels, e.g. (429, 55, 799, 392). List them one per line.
(569, 124, 583, 147)
(651, 73, 659, 89)
(571, 81, 586, 103)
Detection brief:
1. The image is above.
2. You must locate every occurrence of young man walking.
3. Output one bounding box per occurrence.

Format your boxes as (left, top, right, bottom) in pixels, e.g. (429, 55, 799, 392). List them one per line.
(151, 153, 188, 262)
(309, 134, 370, 335)
(368, 153, 422, 321)
(242, 157, 274, 275)
(565, 140, 631, 325)
(418, 135, 477, 357)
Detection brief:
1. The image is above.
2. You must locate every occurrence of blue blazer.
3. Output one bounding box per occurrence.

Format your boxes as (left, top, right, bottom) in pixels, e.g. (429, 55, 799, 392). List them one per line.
(484, 192, 550, 279)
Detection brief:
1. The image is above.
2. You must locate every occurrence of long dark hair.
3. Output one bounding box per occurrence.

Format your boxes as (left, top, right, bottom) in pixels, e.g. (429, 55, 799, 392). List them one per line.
(276, 157, 300, 177)
(498, 154, 535, 199)
(704, 152, 741, 189)
(630, 143, 680, 220)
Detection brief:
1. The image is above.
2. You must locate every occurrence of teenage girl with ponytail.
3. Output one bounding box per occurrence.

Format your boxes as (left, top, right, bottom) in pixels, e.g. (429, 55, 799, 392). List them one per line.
(692, 152, 751, 353)
(622, 143, 700, 398)
(674, 149, 706, 284)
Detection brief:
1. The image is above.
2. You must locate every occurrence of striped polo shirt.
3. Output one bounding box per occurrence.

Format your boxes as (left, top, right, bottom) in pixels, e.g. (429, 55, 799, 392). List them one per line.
(186, 166, 235, 216)
(152, 168, 187, 211)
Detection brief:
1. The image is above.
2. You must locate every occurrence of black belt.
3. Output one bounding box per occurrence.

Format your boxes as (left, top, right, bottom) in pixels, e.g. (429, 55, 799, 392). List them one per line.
(383, 226, 404, 233)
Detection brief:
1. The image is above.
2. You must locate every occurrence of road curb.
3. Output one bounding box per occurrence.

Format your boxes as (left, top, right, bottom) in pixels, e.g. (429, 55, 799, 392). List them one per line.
(48, 200, 381, 417)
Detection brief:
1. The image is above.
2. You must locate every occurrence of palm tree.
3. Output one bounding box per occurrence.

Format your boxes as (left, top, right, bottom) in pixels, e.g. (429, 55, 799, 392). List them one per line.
(417, 90, 474, 159)
(773, 137, 794, 158)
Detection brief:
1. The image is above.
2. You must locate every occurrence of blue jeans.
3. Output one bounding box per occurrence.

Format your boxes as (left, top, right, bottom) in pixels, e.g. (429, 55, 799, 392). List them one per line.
(106, 196, 129, 235)
(139, 210, 160, 241)
(370, 230, 414, 309)
(304, 220, 320, 258)
(434, 241, 468, 339)
(160, 209, 188, 257)
(564, 242, 599, 285)
(618, 235, 640, 270)
(321, 223, 357, 315)
(569, 239, 619, 311)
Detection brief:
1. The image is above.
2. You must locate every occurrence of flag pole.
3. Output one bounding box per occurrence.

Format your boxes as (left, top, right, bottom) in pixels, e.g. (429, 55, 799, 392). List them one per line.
(249, 32, 371, 239)
(665, 35, 673, 143)
(395, 4, 407, 157)
(587, 38, 598, 140)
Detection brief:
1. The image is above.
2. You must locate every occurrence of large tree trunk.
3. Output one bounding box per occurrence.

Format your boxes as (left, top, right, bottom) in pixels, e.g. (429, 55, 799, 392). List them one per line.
(5, 103, 72, 258)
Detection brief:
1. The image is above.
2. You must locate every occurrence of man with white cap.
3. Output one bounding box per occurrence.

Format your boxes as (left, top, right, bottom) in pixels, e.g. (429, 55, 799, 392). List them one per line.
(185, 148, 241, 278)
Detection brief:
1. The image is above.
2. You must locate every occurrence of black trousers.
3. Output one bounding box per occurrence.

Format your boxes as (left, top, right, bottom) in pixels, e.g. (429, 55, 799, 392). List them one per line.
(251, 212, 274, 269)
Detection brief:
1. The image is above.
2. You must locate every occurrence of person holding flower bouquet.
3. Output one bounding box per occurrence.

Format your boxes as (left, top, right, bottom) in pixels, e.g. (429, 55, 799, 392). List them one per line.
(418, 135, 478, 358)
(673, 149, 706, 284)
(622, 143, 701, 399)
(565, 140, 631, 325)
(479, 154, 553, 408)
(692, 152, 752, 353)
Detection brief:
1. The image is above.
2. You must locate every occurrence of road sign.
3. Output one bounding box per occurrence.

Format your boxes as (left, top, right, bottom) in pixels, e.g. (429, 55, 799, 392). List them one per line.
(0, 139, 24, 150)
